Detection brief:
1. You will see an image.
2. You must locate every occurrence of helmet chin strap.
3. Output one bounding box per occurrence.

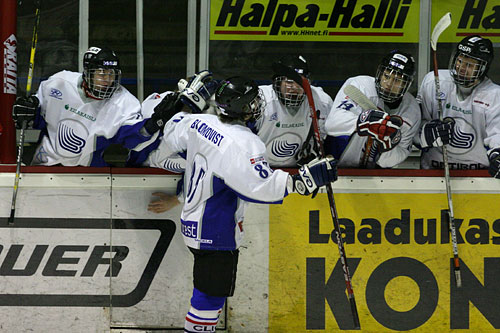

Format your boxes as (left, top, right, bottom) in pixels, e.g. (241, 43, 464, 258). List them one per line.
(81, 80, 103, 101)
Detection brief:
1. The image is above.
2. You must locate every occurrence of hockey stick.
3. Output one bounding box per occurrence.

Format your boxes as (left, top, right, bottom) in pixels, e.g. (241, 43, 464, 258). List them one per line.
(8, 0, 41, 226)
(343, 85, 379, 167)
(431, 12, 461, 288)
(273, 63, 360, 329)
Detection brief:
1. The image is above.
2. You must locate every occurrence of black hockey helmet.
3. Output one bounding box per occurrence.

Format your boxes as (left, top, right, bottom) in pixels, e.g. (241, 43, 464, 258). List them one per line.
(375, 50, 415, 103)
(449, 35, 493, 88)
(82, 46, 122, 99)
(215, 76, 264, 122)
(272, 55, 309, 107)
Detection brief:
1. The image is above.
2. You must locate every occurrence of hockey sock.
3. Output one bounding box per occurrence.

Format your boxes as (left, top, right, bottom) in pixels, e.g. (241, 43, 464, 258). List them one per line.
(184, 288, 226, 333)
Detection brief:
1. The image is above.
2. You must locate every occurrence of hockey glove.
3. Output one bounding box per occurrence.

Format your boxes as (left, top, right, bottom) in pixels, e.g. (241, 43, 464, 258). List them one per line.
(296, 141, 318, 167)
(488, 148, 500, 179)
(179, 70, 218, 113)
(289, 156, 337, 196)
(356, 109, 403, 152)
(12, 95, 39, 129)
(144, 92, 183, 135)
(420, 117, 455, 148)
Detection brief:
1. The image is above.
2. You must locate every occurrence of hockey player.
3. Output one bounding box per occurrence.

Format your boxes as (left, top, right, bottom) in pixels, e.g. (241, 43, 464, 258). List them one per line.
(325, 50, 421, 168)
(416, 35, 500, 178)
(11, 46, 171, 166)
(151, 75, 338, 332)
(255, 55, 334, 167)
(128, 70, 219, 213)
(129, 70, 218, 170)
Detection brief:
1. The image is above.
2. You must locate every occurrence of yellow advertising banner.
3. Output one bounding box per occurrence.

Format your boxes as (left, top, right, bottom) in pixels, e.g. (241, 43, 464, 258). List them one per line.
(269, 193, 500, 332)
(210, 0, 420, 42)
(434, 0, 500, 43)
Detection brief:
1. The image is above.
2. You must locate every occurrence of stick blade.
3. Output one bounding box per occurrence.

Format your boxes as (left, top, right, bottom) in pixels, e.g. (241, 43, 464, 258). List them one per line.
(344, 84, 378, 110)
(431, 12, 452, 51)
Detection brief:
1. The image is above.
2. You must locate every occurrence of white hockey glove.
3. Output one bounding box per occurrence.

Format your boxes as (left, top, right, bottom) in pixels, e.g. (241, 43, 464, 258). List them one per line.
(288, 156, 337, 195)
(488, 148, 500, 179)
(356, 109, 403, 152)
(179, 70, 218, 113)
(420, 117, 455, 148)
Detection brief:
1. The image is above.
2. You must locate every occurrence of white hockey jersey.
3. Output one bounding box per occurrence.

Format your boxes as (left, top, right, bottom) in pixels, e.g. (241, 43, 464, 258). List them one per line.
(33, 70, 154, 166)
(325, 76, 421, 168)
(156, 113, 289, 250)
(127, 91, 187, 172)
(255, 84, 333, 167)
(417, 70, 500, 169)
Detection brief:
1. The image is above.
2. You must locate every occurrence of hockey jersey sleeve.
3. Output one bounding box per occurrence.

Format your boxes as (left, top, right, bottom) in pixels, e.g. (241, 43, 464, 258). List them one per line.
(109, 91, 161, 154)
(222, 140, 289, 204)
(325, 78, 366, 136)
(414, 71, 439, 149)
(312, 86, 334, 139)
(141, 112, 188, 171)
(484, 92, 500, 152)
(33, 78, 49, 131)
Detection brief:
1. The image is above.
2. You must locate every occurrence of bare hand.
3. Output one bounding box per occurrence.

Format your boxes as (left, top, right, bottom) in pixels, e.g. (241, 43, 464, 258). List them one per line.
(148, 192, 180, 213)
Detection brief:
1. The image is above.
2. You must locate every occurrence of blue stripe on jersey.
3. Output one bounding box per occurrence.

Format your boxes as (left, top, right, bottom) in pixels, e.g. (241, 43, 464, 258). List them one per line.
(91, 120, 153, 167)
(33, 107, 46, 132)
(113, 119, 150, 149)
(200, 176, 239, 250)
(325, 135, 351, 160)
(91, 136, 112, 166)
(126, 134, 162, 167)
(236, 192, 283, 204)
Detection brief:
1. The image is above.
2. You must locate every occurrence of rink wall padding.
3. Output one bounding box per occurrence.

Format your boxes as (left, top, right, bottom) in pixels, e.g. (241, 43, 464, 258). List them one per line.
(0, 167, 498, 332)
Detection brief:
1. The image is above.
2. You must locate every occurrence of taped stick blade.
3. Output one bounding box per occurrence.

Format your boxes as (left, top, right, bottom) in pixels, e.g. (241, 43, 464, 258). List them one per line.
(344, 84, 378, 110)
(431, 12, 452, 51)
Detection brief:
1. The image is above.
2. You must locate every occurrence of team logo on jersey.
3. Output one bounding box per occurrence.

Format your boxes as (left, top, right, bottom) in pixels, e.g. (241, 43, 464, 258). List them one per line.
(33, 145, 48, 164)
(271, 140, 299, 158)
(49, 88, 63, 99)
(270, 112, 278, 121)
(446, 118, 476, 155)
(446, 103, 472, 115)
(65, 104, 96, 121)
(267, 133, 302, 164)
(55, 119, 88, 157)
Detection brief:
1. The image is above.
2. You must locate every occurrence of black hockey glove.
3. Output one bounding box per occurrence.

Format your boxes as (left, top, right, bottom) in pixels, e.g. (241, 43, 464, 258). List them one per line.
(420, 117, 455, 148)
(144, 92, 183, 135)
(488, 148, 500, 179)
(12, 95, 39, 129)
(179, 70, 218, 113)
(289, 156, 337, 196)
(356, 109, 403, 152)
(296, 141, 318, 167)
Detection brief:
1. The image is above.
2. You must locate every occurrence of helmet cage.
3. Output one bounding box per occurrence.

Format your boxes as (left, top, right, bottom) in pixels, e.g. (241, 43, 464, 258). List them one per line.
(449, 52, 488, 88)
(243, 88, 266, 122)
(375, 65, 413, 103)
(83, 67, 121, 99)
(272, 76, 306, 107)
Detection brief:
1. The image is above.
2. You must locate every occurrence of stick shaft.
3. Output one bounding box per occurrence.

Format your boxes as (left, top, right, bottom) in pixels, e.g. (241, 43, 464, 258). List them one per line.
(302, 78, 360, 329)
(431, 36, 461, 287)
(9, 2, 41, 225)
(26, 5, 41, 95)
